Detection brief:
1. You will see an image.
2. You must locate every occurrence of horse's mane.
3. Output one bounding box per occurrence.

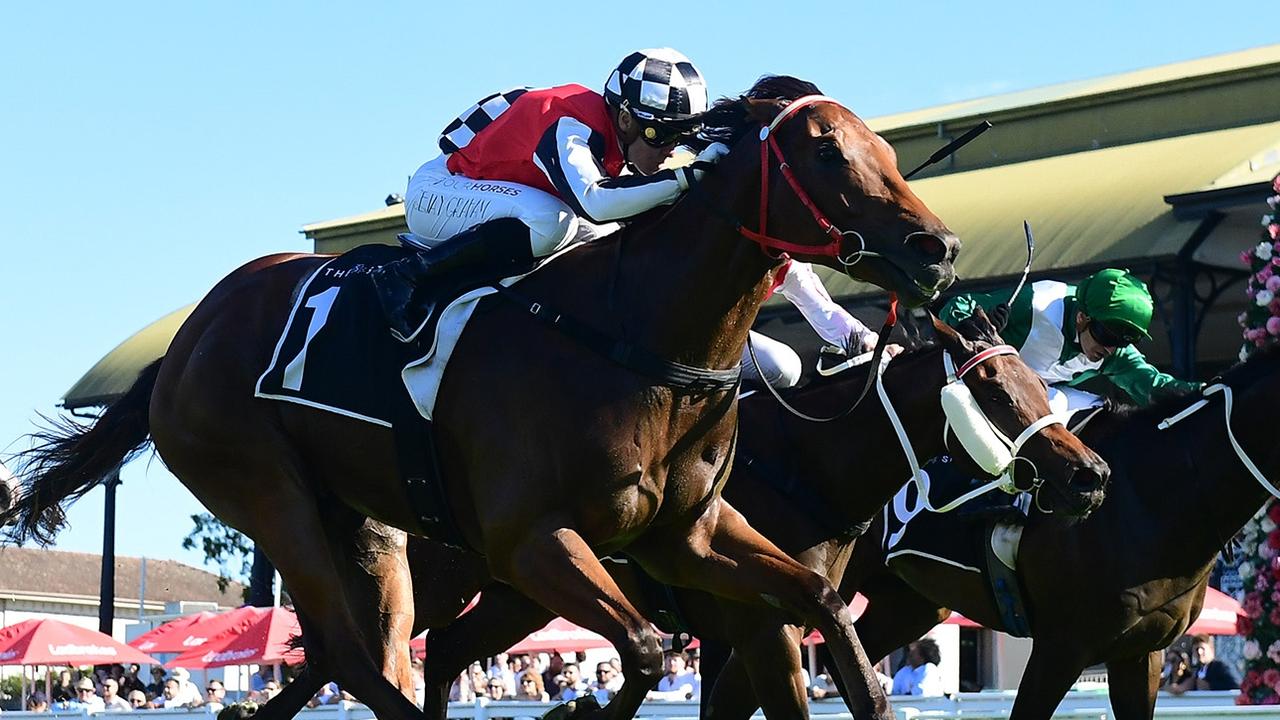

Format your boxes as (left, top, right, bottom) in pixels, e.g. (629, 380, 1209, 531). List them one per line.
(669, 75, 823, 147)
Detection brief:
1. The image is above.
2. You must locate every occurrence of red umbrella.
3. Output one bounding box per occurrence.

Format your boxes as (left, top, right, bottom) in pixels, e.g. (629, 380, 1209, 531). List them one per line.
(506, 618, 612, 654)
(129, 611, 216, 652)
(132, 607, 266, 654)
(0, 619, 160, 666)
(1187, 587, 1243, 635)
(168, 607, 304, 669)
(409, 593, 482, 658)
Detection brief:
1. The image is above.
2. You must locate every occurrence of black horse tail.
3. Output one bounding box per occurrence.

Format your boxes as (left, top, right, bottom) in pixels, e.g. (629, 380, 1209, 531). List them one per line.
(2, 359, 163, 545)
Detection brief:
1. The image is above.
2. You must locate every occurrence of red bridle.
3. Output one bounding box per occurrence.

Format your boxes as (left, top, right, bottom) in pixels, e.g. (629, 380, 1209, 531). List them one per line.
(738, 95, 872, 264)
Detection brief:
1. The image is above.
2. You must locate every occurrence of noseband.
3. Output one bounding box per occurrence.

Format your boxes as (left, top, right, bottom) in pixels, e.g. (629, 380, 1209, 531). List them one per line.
(736, 95, 881, 267)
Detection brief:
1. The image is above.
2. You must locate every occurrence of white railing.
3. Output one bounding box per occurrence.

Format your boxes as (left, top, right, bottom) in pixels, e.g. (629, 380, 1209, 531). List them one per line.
(0, 691, 1252, 720)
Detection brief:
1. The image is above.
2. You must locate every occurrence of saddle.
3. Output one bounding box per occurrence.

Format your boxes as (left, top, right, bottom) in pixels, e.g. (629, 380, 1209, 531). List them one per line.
(255, 244, 474, 547)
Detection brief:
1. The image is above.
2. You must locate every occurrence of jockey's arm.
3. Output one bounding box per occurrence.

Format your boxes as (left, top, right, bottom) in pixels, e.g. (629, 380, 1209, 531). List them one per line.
(777, 261, 875, 353)
(534, 117, 687, 224)
(1097, 345, 1202, 406)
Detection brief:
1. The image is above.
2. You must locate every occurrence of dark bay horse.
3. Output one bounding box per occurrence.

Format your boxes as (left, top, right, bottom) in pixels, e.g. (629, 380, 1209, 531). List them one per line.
(4, 77, 960, 720)
(402, 312, 1109, 720)
(846, 346, 1280, 719)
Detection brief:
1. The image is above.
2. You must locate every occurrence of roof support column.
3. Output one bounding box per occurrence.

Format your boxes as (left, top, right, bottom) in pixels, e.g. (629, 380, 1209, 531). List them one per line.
(1170, 213, 1226, 378)
(98, 468, 121, 636)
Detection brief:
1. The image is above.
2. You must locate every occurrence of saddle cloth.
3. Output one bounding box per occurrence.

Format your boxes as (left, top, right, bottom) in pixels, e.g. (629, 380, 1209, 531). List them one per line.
(254, 244, 481, 544)
(881, 457, 1032, 636)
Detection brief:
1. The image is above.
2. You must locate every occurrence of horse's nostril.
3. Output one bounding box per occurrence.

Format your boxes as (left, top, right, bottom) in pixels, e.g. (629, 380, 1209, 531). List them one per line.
(907, 232, 950, 265)
(1070, 466, 1104, 491)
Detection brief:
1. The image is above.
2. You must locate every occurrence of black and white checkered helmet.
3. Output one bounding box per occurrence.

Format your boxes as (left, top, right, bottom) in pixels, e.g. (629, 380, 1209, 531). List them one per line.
(603, 48, 708, 122)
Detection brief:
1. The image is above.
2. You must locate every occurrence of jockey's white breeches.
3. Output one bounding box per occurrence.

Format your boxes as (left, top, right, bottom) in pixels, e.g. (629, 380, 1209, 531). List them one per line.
(1046, 385, 1104, 416)
(405, 156, 614, 257)
(742, 331, 803, 389)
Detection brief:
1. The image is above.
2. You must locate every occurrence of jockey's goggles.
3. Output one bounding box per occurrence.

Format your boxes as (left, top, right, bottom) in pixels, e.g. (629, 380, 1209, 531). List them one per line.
(634, 114, 698, 148)
(1087, 319, 1140, 348)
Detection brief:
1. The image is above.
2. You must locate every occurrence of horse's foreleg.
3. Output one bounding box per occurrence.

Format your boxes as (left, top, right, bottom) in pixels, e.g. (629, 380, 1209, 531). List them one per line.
(1104, 650, 1161, 720)
(700, 647, 757, 720)
(1008, 645, 1085, 720)
(420, 583, 553, 720)
(489, 526, 663, 720)
(629, 499, 891, 720)
(704, 619, 809, 720)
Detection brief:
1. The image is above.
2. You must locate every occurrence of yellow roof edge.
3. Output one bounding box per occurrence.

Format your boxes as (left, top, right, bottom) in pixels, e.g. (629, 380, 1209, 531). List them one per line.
(867, 43, 1280, 134)
(302, 204, 404, 237)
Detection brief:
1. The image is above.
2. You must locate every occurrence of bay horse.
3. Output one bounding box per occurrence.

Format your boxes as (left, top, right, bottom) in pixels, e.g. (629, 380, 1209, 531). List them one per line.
(846, 345, 1280, 719)
(3, 76, 961, 720)
(400, 311, 1109, 720)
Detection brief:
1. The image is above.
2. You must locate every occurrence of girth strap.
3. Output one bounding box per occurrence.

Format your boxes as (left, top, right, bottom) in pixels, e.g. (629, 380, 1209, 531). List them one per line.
(490, 284, 741, 393)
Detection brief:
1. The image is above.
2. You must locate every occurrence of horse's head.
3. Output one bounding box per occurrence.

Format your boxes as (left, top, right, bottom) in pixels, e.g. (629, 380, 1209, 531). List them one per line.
(931, 310, 1110, 517)
(708, 76, 959, 307)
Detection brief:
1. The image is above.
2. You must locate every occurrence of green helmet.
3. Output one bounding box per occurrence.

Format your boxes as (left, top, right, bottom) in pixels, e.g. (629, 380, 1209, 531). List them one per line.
(1076, 268, 1153, 343)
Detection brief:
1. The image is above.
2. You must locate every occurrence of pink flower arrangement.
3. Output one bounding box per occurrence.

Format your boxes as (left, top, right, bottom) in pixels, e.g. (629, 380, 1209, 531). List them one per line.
(1241, 174, 1280, 357)
(1237, 499, 1280, 704)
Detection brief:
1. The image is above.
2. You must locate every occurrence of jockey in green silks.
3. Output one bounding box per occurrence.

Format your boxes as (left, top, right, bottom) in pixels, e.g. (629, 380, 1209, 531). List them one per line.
(941, 268, 1200, 413)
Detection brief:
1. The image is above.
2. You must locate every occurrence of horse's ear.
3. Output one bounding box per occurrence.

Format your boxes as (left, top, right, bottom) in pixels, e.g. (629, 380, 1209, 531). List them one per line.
(931, 313, 973, 356)
(969, 306, 1005, 344)
(743, 97, 786, 126)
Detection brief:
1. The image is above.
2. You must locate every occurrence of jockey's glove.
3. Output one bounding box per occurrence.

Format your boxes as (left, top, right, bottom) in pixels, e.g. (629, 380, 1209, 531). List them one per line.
(675, 142, 731, 190)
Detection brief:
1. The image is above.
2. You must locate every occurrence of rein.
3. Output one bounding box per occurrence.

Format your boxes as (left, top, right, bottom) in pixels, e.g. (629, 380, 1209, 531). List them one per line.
(489, 284, 741, 393)
(877, 344, 1065, 513)
(1158, 383, 1280, 499)
(747, 295, 899, 423)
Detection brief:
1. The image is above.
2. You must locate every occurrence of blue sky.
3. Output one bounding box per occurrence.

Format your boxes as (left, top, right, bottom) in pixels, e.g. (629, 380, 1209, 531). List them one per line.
(1, 1, 1274, 576)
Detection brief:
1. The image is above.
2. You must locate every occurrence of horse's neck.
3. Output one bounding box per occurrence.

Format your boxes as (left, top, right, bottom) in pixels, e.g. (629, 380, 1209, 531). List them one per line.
(1086, 404, 1273, 580)
(613, 162, 783, 370)
(784, 348, 950, 523)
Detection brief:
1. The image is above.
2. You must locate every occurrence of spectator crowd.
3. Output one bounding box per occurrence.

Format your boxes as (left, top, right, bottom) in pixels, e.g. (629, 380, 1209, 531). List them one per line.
(17, 664, 280, 713)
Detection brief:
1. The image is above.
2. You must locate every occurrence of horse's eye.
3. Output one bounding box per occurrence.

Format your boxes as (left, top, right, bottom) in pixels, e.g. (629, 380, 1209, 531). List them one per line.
(816, 141, 844, 164)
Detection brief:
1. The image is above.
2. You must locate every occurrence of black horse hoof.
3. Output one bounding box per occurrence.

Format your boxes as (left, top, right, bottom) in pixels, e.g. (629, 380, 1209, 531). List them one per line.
(541, 695, 601, 720)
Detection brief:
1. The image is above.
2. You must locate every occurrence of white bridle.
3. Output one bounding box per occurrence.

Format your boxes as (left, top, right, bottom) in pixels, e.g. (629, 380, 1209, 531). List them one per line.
(876, 345, 1067, 513)
(1158, 383, 1279, 498)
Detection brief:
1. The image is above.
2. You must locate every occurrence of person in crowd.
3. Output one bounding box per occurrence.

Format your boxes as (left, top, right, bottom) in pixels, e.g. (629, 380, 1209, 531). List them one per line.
(260, 680, 282, 702)
(486, 676, 509, 700)
(249, 665, 274, 694)
(170, 667, 204, 707)
(488, 652, 516, 696)
(204, 680, 227, 713)
(64, 677, 105, 711)
(590, 660, 623, 703)
(1160, 646, 1195, 691)
(411, 657, 426, 708)
(126, 690, 149, 711)
(449, 663, 483, 702)
(146, 667, 167, 698)
(1167, 634, 1240, 693)
(307, 681, 340, 707)
(941, 268, 1200, 412)
(26, 691, 49, 713)
(119, 664, 143, 695)
(52, 669, 75, 703)
(156, 679, 183, 708)
(811, 671, 841, 699)
(370, 48, 720, 343)
(101, 678, 132, 712)
(514, 669, 550, 701)
(891, 639, 944, 697)
(553, 662, 589, 701)
(542, 652, 564, 692)
(647, 649, 697, 700)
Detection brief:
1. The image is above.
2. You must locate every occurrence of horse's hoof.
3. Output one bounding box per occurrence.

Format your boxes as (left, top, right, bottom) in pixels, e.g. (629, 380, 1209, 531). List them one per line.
(541, 695, 601, 720)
